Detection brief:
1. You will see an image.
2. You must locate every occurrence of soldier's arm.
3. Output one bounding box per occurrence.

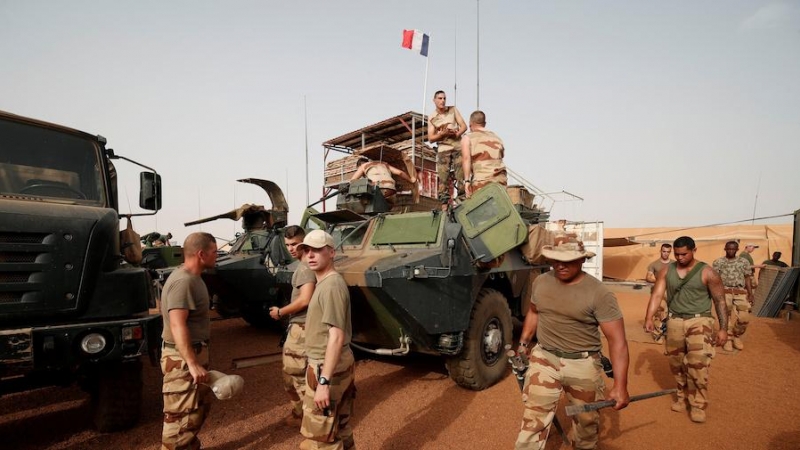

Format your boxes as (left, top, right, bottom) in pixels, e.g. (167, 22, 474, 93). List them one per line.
(387, 164, 415, 183)
(599, 318, 630, 410)
(168, 308, 208, 385)
(644, 266, 668, 331)
(704, 267, 729, 345)
(349, 163, 368, 182)
(518, 301, 539, 353)
(453, 108, 467, 138)
(461, 136, 473, 197)
(645, 269, 657, 284)
(276, 283, 315, 317)
(427, 119, 444, 143)
(745, 271, 753, 302)
(314, 325, 345, 410)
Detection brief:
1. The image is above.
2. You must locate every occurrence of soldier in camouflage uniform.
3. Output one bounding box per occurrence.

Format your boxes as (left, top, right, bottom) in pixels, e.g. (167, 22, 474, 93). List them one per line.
(270, 226, 316, 427)
(297, 230, 356, 450)
(516, 237, 629, 449)
(645, 243, 672, 343)
(460, 110, 507, 198)
(160, 232, 217, 450)
(427, 90, 467, 205)
(645, 236, 728, 424)
(712, 241, 753, 352)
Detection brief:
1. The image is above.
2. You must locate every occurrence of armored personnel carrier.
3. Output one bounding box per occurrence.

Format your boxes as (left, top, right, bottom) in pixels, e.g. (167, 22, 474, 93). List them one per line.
(287, 112, 552, 390)
(183, 178, 292, 327)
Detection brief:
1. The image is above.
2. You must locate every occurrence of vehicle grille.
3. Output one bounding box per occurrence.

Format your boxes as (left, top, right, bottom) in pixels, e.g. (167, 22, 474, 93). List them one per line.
(0, 232, 54, 305)
(0, 232, 48, 244)
(0, 293, 23, 304)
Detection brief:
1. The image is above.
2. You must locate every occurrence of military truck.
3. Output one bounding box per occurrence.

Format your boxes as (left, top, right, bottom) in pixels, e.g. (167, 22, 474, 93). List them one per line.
(0, 110, 163, 431)
(287, 112, 552, 390)
(183, 178, 292, 327)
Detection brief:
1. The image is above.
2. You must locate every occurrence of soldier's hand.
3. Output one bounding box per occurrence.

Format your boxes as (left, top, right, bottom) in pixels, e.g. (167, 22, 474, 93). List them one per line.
(314, 384, 331, 412)
(644, 318, 655, 333)
(715, 330, 728, 347)
(608, 384, 630, 410)
(269, 307, 280, 320)
(188, 363, 208, 385)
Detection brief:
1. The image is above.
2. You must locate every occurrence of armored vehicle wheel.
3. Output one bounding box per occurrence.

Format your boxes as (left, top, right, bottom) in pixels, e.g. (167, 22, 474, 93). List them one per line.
(446, 288, 512, 390)
(90, 360, 143, 432)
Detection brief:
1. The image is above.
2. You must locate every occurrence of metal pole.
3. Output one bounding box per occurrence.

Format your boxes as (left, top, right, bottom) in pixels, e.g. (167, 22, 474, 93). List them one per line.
(476, 0, 480, 109)
(422, 38, 430, 122)
(304, 96, 310, 206)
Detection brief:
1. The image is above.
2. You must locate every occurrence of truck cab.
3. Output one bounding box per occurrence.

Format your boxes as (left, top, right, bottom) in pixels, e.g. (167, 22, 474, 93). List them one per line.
(0, 110, 162, 431)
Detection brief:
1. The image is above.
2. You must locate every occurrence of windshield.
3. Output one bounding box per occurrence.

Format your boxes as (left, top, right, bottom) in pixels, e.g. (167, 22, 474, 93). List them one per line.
(0, 117, 106, 205)
(331, 222, 368, 247)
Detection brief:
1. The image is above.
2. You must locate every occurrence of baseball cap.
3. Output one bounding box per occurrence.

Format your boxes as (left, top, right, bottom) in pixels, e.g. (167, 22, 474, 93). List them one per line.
(298, 229, 335, 250)
(745, 243, 759, 248)
(206, 370, 244, 400)
(541, 236, 596, 263)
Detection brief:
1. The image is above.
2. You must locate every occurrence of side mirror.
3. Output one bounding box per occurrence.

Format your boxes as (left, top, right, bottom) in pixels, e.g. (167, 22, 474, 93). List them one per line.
(139, 172, 162, 211)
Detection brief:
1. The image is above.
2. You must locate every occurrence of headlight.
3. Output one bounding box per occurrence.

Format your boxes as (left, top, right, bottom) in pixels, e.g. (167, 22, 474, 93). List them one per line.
(80, 333, 107, 354)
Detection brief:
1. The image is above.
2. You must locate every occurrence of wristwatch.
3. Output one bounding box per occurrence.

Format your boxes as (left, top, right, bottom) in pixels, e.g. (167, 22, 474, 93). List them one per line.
(318, 376, 330, 386)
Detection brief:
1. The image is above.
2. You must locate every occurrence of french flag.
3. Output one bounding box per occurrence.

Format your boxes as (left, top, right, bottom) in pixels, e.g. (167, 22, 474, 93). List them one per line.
(402, 29, 429, 57)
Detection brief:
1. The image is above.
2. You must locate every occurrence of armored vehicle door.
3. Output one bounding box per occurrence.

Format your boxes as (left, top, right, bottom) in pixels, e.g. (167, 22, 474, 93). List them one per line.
(454, 182, 527, 263)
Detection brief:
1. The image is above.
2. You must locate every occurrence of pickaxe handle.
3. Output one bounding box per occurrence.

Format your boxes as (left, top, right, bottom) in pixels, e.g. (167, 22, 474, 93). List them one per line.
(565, 388, 677, 416)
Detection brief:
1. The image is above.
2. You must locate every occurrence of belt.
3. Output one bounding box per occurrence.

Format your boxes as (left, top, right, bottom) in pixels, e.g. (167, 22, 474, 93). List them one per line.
(163, 340, 209, 351)
(668, 312, 712, 320)
(541, 346, 598, 360)
(724, 287, 748, 294)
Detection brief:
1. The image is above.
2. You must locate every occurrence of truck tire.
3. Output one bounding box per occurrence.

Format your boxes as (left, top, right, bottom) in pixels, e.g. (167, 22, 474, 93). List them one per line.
(446, 288, 512, 390)
(90, 360, 144, 432)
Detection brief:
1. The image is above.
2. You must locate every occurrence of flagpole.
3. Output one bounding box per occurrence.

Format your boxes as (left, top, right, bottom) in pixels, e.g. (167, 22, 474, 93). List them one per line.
(422, 51, 429, 121)
(476, 0, 480, 109)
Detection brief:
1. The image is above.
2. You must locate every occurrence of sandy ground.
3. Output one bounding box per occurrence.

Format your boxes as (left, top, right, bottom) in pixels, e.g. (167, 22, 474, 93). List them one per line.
(2, 286, 799, 450)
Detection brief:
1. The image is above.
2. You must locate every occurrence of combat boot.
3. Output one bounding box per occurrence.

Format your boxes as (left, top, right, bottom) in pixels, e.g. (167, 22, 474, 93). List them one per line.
(722, 340, 733, 352)
(671, 400, 686, 412)
(733, 337, 744, 350)
(690, 407, 706, 423)
(285, 412, 303, 427)
(299, 439, 316, 450)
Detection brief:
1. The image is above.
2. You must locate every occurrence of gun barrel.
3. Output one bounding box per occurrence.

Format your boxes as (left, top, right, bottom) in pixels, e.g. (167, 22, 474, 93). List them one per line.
(565, 388, 677, 416)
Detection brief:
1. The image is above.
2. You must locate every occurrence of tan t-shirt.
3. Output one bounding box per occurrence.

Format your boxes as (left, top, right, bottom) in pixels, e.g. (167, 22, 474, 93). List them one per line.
(647, 259, 668, 277)
(429, 106, 462, 152)
(532, 271, 622, 353)
(160, 267, 210, 343)
(305, 272, 353, 361)
(289, 261, 316, 324)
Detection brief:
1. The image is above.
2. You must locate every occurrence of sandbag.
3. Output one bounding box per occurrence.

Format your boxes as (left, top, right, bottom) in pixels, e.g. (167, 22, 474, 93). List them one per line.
(120, 216, 143, 265)
(520, 224, 556, 265)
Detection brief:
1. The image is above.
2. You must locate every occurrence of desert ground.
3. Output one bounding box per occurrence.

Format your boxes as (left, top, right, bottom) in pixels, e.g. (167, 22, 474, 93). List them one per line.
(2, 286, 799, 450)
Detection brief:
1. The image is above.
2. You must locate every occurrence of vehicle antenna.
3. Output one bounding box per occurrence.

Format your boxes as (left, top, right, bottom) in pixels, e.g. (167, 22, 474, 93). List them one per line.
(476, 0, 480, 109)
(751, 172, 761, 225)
(304, 95, 310, 207)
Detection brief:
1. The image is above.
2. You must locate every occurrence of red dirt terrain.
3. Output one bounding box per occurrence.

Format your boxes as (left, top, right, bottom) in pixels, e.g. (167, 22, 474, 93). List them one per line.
(2, 287, 799, 449)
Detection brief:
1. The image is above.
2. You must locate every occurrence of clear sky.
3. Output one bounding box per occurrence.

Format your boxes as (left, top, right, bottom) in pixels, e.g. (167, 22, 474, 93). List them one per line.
(2, 1, 798, 244)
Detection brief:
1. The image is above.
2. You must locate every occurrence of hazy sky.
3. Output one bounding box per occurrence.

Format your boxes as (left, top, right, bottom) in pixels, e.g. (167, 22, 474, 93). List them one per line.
(2, 1, 798, 244)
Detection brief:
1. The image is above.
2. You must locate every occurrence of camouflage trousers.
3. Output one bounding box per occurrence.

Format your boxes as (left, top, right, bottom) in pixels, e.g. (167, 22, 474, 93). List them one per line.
(283, 323, 308, 420)
(436, 149, 464, 203)
(725, 293, 751, 338)
(301, 352, 356, 450)
(666, 316, 715, 410)
(516, 345, 605, 450)
(161, 345, 212, 450)
(652, 297, 668, 341)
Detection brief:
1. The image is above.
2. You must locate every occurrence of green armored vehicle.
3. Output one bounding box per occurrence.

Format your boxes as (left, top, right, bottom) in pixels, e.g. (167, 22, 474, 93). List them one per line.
(284, 112, 551, 390)
(183, 178, 292, 327)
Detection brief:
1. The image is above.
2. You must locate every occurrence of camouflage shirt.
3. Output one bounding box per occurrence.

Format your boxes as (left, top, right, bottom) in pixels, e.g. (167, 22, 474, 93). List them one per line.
(467, 129, 507, 189)
(712, 256, 751, 288)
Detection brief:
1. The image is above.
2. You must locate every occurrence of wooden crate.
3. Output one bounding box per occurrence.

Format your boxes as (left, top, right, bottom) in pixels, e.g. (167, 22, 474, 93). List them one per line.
(506, 185, 534, 208)
(324, 155, 361, 188)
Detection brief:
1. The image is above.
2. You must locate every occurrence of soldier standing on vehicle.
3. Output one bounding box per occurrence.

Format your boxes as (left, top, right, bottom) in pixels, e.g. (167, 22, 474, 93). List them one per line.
(298, 230, 356, 450)
(270, 225, 317, 427)
(515, 237, 630, 449)
(645, 243, 672, 344)
(349, 157, 416, 207)
(645, 236, 728, 424)
(427, 90, 467, 206)
(712, 241, 753, 352)
(460, 110, 507, 199)
(160, 232, 217, 450)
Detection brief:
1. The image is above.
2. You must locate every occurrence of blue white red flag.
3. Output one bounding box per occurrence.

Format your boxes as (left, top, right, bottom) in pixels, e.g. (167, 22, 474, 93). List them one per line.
(402, 29, 429, 57)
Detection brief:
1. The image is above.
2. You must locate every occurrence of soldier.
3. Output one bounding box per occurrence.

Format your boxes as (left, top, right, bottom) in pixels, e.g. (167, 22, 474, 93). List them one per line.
(269, 225, 316, 427)
(460, 110, 507, 198)
(515, 237, 629, 449)
(427, 90, 467, 206)
(298, 230, 356, 450)
(645, 236, 728, 424)
(159, 232, 217, 450)
(763, 251, 788, 268)
(739, 243, 764, 286)
(645, 243, 672, 343)
(349, 157, 416, 207)
(712, 241, 753, 352)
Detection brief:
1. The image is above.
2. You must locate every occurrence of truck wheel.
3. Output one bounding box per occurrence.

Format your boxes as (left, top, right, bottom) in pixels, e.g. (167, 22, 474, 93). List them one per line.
(446, 288, 512, 390)
(90, 360, 143, 432)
